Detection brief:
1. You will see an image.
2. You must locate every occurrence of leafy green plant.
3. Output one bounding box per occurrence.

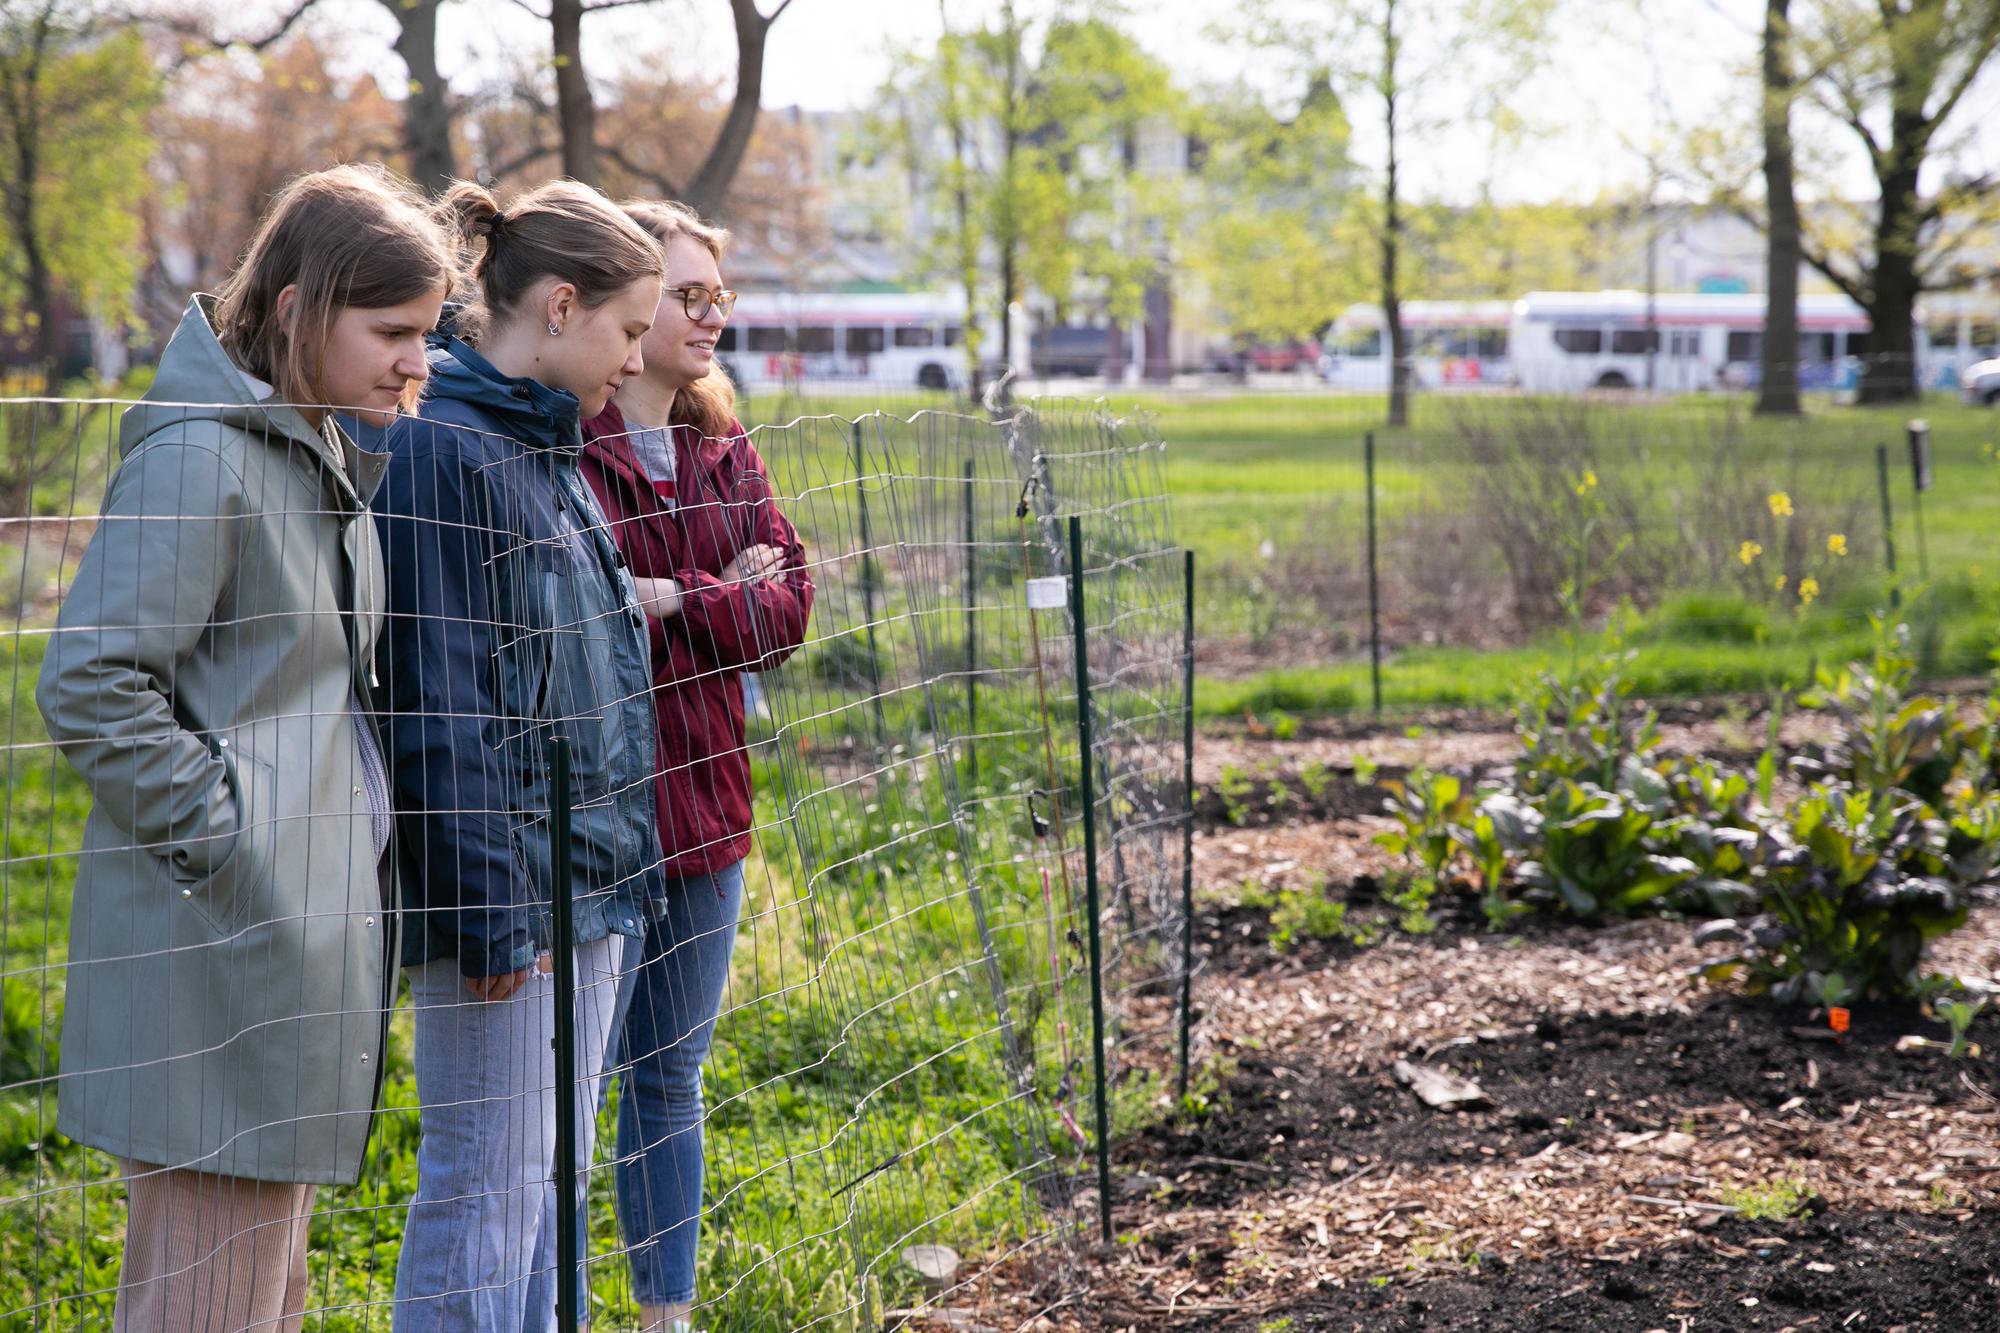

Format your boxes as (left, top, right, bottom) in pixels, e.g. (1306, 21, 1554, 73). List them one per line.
(1517, 780, 1696, 920)
(1697, 786, 1970, 1005)
(1269, 709, 1301, 741)
(1272, 888, 1377, 951)
(1453, 792, 1539, 929)
(1216, 762, 1255, 826)
(1795, 618, 1961, 805)
(1513, 641, 1661, 796)
(1299, 759, 1334, 803)
(1937, 995, 1989, 1059)
(1376, 767, 1477, 930)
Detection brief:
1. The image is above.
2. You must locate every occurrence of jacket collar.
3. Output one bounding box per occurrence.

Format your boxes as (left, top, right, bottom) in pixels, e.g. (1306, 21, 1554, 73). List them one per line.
(425, 333, 585, 458)
(124, 296, 373, 511)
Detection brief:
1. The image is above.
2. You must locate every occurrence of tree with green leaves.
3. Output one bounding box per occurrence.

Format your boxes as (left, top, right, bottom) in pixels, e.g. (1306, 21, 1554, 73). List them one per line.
(874, 2, 1180, 388)
(0, 1, 156, 513)
(1236, 0, 1554, 423)
(1790, 0, 2000, 403)
(1185, 76, 1365, 348)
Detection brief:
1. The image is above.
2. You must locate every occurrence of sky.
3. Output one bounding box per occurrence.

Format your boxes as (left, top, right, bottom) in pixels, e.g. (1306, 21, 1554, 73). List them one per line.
(292, 0, 1996, 207)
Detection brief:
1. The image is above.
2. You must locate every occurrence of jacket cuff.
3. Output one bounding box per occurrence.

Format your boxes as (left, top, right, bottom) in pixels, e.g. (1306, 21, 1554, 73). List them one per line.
(458, 915, 539, 979)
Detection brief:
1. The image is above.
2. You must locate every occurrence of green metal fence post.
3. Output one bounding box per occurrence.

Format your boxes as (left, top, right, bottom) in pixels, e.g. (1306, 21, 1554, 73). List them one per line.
(547, 734, 580, 1333)
(1876, 443, 1900, 610)
(1365, 431, 1383, 717)
(963, 457, 978, 781)
(1178, 548, 1196, 1103)
(1067, 515, 1113, 1246)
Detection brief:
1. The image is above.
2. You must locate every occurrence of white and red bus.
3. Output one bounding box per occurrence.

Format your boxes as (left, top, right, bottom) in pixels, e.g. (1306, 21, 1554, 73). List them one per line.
(715, 291, 971, 392)
(1318, 290, 1998, 396)
(1506, 290, 1877, 393)
(1318, 300, 1515, 389)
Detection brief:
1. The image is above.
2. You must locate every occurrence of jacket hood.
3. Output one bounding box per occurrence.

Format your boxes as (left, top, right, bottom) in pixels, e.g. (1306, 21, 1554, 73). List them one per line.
(119, 296, 380, 505)
(424, 334, 584, 455)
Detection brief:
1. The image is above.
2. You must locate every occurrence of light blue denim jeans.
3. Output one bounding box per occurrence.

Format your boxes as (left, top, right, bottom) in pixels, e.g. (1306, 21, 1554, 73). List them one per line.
(605, 862, 745, 1309)
(393, 931, 629, 1333)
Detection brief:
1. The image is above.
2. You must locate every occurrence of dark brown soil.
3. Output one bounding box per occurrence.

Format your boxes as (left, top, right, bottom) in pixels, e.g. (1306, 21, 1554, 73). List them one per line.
(1134, 990, 2000, 1213)
(1256, 1207, 2000, 1331)
(1192, 767, 1402, 828)
(1192, 877, 1574, 977)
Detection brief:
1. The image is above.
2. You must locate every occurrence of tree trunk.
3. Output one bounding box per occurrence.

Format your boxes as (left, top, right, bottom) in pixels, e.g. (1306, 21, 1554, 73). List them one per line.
(1756, 0, 1801, 415)
(1381, 0, 1408, 428)
(683, 0, 780, 216)
(551, 0, 597, 185)
(1857, 142, 1922, 404)
(993, 0, 1021, 405)
(386, 0, 456, 194)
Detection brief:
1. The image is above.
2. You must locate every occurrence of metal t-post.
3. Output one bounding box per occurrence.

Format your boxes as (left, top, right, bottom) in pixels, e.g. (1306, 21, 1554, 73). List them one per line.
(1178, 548, 1196, 1103)
(963, 457, 978, 781)
(1365, 431, 1383, 717)
(1876, 443, 1900, 610)
(1067, 515, 1113, 1245)
(547, 734, 580, 1333)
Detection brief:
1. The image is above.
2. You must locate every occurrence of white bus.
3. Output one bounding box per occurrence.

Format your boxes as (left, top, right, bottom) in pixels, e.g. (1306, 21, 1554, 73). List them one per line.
(1507, 290, 1873, 394)
(1318, 300, 1515, 389)
(715, 291, 971, 392)
(1919, 291, 2000, 390)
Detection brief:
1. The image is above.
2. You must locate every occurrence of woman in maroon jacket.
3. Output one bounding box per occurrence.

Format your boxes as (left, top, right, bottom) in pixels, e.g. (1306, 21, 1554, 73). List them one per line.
(579, 200, 813, 1331)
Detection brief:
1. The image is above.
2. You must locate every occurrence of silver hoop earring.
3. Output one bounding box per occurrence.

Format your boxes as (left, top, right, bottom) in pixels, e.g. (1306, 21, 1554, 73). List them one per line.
(547, 322, 562, 337)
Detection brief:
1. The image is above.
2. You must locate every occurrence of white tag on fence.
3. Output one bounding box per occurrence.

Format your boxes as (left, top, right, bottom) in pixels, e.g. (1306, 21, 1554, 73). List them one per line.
(1025, 575, 1069, 610)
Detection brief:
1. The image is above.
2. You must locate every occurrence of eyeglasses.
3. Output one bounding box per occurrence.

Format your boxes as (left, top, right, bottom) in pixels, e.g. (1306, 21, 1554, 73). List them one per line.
(665, 285, 737, 321)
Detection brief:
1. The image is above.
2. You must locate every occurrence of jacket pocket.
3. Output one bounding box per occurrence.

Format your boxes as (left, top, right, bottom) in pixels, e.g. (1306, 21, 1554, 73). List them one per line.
(171, 741, 273, 935)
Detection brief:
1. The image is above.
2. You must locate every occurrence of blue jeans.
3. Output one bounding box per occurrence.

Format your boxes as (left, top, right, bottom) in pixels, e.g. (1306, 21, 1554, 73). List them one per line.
(605, 862, 744, 1308)
(393, 932, 629, 1333)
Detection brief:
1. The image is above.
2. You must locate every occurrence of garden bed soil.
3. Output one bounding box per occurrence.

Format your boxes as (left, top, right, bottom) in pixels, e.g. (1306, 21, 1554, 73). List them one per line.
(1133, 989, 2000, 1214)
(1174, 1207, 2000, 1330)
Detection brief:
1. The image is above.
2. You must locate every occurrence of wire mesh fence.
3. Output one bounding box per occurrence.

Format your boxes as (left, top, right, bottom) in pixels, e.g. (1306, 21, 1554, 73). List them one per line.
(1182, 389, 1994, 712)
(0, 393, 1192, 1331)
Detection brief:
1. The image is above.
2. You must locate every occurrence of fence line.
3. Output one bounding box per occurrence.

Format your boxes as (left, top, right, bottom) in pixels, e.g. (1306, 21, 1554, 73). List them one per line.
(0, 394, 1191, 1330)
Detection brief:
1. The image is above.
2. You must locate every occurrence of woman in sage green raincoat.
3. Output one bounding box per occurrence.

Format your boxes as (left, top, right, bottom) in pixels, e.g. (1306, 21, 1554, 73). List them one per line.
(36, 165, 452, 1332)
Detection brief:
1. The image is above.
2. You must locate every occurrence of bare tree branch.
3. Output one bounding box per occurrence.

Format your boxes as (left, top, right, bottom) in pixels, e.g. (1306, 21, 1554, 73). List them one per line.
(486, 138, 560, 180)
(1918, 10, 2000, 143)
(602, 140, 682, 197)
(130, 0, 325, 57)
(1796, 227, 1869, 306)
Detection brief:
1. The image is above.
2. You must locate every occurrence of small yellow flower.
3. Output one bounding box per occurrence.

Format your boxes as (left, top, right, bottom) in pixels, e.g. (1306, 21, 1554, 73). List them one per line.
(1774, 574, 1788, 591)
(1798, 576, 1820, 607)
(1827, 533, 1848, 558)
(1739, 540, 1764, 566)
(1768, 492, 1794, 518)
(1573, 469, 1598, 496)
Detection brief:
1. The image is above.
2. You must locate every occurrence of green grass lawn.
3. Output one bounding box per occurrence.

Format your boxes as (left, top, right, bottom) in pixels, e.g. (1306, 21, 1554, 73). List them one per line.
(740, 387, 2000, 719)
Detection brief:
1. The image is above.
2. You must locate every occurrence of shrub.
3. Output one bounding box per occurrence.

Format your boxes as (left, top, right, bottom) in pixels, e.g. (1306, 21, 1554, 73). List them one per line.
(1517, 779, 1697, 920)
(1696, 786, 1970, 1005)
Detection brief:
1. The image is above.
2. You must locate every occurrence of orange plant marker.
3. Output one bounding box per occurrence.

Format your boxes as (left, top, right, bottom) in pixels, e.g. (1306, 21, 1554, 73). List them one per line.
(1828, 1007, 1851, 1035)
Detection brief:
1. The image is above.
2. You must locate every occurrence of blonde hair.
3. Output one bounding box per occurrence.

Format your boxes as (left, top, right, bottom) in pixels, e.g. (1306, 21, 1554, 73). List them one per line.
(214, 164, 454, 413)
(621, 200, 738, 440)
(434, 179, 664, 342)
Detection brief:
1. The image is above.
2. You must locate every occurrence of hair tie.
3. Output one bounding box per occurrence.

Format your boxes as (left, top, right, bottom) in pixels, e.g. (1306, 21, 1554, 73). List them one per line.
(484, 209, 506, 239)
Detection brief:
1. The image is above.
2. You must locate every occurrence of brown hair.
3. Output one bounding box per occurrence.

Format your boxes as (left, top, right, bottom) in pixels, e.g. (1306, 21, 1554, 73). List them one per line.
(622, 200, 738, 440)
(435, 179, 664, 343)
(214, 163, 454, 412)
